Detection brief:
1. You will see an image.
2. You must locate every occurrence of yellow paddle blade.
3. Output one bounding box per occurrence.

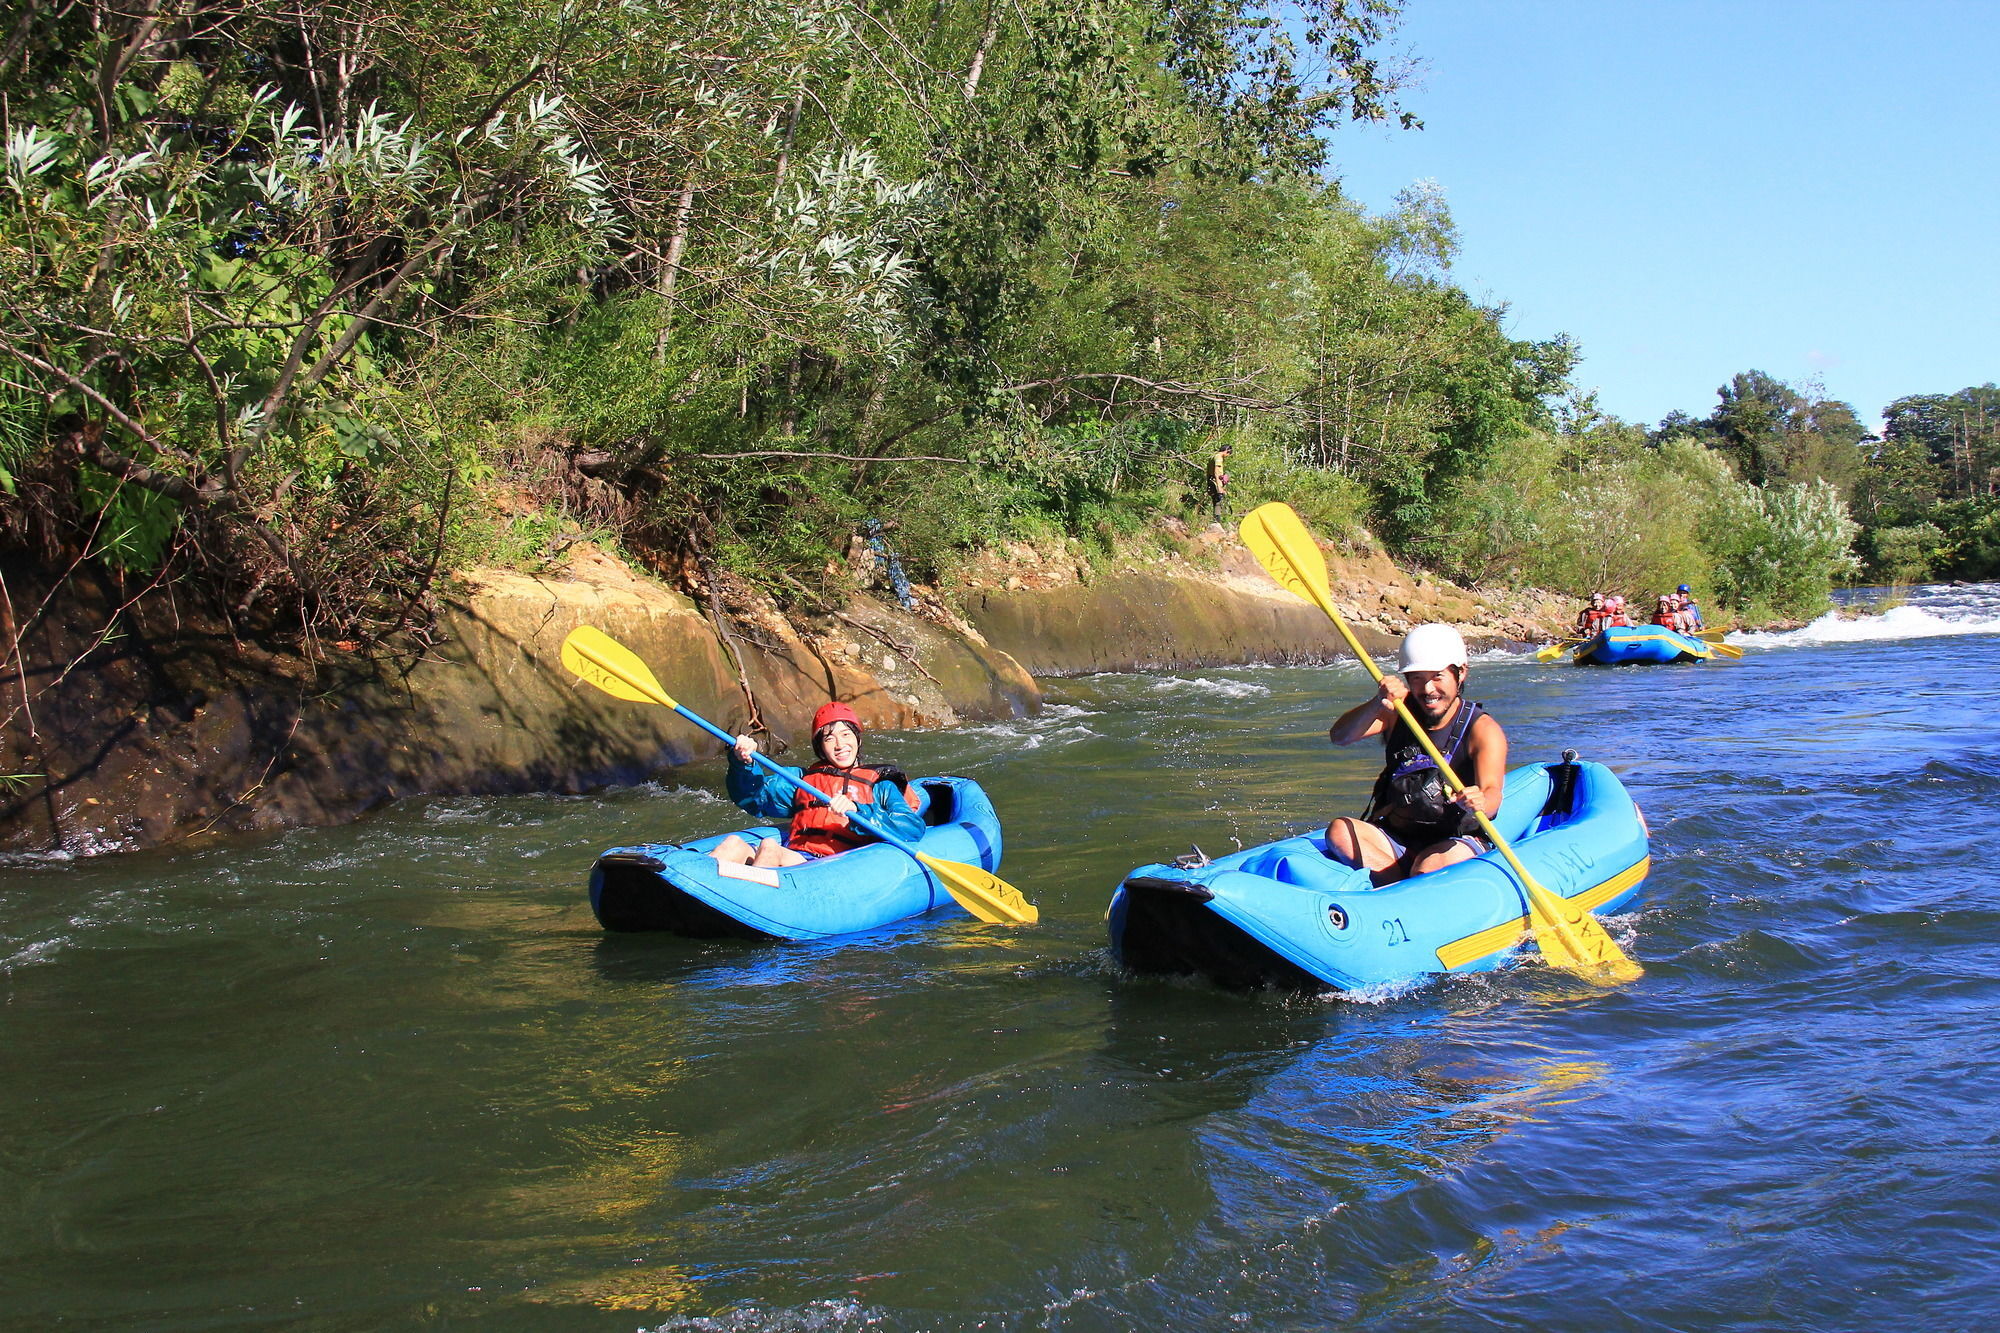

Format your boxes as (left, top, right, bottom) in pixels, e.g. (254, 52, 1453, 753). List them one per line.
(561, 625, 679, 708)
(1239, 502, 1338, 618)
(1707, 641, 1744, 659)
(1477, 812, 1644, 985)
(917, 852, 1039, 924)
(1522, 877, 1644, 985)
(1535, 642, 1571, 662)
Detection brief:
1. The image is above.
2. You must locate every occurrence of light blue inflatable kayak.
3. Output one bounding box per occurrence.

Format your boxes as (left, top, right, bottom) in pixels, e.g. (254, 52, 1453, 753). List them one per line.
(1575, 625, 1710, 665)
(1108, 758, 1648, 994)
(590, 776, 1002, 940)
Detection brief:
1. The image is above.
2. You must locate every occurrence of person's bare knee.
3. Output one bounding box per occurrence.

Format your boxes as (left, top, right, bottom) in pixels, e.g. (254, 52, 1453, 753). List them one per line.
(712, 834, 752, 865)
(1411, 841, 1474, 877)
(1329, 817, 1398, 872)
(1325, 817, 1362, 864)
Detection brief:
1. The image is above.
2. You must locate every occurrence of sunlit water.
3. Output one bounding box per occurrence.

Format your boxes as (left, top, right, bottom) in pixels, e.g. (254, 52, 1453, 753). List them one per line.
(6, 586, 2000, 1329)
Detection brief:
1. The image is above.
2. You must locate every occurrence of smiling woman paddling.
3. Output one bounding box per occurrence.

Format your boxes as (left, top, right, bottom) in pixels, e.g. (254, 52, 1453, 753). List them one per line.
(1324, 624, 1509, 886)
(710, 701, 925, 870)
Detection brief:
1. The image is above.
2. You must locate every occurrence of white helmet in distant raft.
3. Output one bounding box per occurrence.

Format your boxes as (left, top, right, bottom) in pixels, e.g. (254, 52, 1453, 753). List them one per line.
(1397, 623, 1469, 674)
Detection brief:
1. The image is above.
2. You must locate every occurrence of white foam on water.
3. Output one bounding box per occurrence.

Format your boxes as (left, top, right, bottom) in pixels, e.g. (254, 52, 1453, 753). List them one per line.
(0, 823, 140, 863)
(0, 935, 63, 974)
(1734, 601, 2000, 649)
(642, 1298, 885, 1331)
(1325, 975, 1428, 1006)
(629, 783, 733, 806)
(0, 846, 79, 866)
(953, 701, 1102, 748)
(1144, 674, 1273, 700)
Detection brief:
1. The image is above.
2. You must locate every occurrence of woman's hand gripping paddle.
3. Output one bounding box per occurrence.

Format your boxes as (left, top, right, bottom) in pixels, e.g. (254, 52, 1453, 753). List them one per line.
(1236, 502, 1642, 985)
(560, 626, 1037, 925)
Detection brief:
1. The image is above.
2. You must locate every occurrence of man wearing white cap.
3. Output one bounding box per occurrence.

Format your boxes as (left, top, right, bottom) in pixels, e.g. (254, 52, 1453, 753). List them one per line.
(1324, 623, 1508, 885)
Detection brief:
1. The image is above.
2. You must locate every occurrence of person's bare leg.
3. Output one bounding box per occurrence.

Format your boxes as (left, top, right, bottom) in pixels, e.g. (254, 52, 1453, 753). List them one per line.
(1408, 839, 1477, 877)
(750, 836, 809, 869)
(1326, 817, 1399, 874)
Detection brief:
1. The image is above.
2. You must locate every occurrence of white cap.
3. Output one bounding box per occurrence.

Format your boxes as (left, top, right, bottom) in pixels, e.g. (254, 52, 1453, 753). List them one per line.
(1398, 623, 1469, 674)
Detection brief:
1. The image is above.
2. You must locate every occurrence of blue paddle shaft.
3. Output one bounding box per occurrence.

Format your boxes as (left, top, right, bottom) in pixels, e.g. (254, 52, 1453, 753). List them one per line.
(671, 702, 917, 855)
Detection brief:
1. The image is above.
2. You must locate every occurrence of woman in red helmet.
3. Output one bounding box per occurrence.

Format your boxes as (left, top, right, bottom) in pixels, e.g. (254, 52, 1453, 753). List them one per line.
(709, 701, 924, 869)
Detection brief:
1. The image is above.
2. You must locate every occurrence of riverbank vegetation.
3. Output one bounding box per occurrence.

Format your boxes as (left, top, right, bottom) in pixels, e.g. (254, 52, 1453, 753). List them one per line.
(1541, 371, 2000, 612)
(0, 0, 1887, 658)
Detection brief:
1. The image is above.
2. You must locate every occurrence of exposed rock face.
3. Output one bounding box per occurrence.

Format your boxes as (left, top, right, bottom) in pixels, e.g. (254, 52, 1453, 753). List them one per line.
(0, 530, 1562, 856)
(0, 556, 1037, 856)
(957, 536, 1559, 674)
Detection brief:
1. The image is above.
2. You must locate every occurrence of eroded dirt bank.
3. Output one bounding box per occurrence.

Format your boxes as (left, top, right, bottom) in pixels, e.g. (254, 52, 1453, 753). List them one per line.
(958, 532, 1562, 675)
(0, 531, 1565, 856)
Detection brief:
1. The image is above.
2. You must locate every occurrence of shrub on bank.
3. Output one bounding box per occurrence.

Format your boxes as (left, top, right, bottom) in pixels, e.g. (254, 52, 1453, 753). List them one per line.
(1430, 432, 1858, 620)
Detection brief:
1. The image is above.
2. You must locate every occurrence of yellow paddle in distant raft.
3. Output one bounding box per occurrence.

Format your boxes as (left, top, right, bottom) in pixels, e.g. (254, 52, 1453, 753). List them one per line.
(1690, 626, 1744, 658)
(1541, 626, 1742, 661)
(1237, 502, 1642, 985)
(559, 625, 1038, 925)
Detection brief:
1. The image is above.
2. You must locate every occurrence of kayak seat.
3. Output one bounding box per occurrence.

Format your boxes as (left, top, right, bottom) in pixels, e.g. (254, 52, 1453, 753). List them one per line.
(1241, 843, 1349, 892)
(1526, 759, 1582, 836)
(1269, 854, 1348, 891)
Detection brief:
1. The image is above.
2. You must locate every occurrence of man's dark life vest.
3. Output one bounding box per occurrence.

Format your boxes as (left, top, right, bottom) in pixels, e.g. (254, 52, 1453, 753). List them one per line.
(788, 763, 917, 858)
(1365, 700, 1486, 847)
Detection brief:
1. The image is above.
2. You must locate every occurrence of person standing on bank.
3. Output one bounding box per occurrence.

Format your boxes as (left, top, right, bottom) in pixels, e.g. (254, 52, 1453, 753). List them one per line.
(1323, 624, 1508, 885)
(1205, 444, 1232, 526)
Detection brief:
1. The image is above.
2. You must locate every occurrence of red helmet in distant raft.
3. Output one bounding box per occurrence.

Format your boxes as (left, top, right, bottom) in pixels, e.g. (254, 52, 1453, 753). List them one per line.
(811, 701, 863, 757)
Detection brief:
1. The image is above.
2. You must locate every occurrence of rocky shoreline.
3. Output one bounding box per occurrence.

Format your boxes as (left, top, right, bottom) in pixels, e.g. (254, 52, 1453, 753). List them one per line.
(0, 527, 1571, 857)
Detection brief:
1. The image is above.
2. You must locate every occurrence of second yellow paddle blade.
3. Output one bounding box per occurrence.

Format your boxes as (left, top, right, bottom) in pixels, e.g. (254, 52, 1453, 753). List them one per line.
(561, 625, 677, 707)
(919, 853, 1039, 925)
(1525, 884, 1643, 985)
(1238, 502, 1335, 610)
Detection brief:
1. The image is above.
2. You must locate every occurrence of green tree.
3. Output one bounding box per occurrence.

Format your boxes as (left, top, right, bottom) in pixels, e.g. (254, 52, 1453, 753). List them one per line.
(1884, 386, 2000, 499)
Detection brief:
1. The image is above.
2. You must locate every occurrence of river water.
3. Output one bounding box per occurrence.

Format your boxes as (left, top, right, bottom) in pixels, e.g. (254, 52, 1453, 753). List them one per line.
(7, 585, 2000, 1330)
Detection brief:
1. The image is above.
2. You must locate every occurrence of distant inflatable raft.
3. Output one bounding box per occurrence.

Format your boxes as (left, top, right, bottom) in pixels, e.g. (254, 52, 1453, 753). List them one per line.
(1574, 625, 1711, 665)
(1107, 759, 1648, 994)
(589, 776, 1002, 940)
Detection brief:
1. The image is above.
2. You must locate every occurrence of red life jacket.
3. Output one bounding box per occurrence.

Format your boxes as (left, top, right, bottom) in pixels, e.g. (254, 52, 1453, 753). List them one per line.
(1652, 611, 1677, 627)
(788, 763, 917, 858)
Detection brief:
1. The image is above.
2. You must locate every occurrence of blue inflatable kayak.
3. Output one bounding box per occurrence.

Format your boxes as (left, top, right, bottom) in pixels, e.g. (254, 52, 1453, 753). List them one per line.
(590, 776, 1003, 940)
(1574, 625, 1710, 665)
(1108, 758, 1647, 994)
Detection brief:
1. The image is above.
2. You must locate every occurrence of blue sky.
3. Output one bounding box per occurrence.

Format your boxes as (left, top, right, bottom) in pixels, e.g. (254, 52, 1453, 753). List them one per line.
(1323, 0, 1998, 431)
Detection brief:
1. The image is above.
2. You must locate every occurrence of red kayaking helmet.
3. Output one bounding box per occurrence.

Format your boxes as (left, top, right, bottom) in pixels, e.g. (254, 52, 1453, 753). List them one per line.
(811, 700, 863, 759)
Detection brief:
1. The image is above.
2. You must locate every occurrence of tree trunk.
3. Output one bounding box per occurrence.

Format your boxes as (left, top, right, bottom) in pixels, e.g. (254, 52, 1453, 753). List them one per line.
(653, 177, 698, 362)
(963, 0, 1000, 98)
